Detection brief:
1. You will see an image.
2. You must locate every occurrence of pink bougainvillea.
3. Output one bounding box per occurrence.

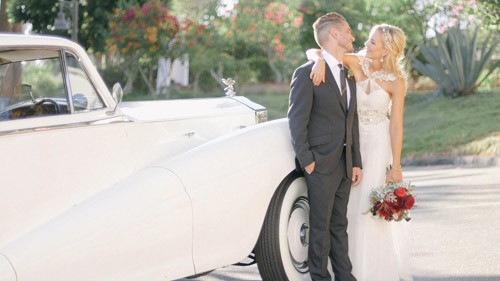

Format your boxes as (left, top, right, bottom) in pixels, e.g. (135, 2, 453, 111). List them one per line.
(107, 0, 179, 59)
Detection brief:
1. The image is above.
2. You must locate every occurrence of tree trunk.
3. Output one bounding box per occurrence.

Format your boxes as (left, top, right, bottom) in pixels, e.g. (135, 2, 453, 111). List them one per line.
(123, 67, 137, 95)
(193, 72, 201, 93)
(0, 0, 11, 32)
(137, 66, 156, 96)
(267, 47, 283, 83)
(12, 23, 23, 33)
(209, 63, 226, 89)
(95, 53, 104, 70)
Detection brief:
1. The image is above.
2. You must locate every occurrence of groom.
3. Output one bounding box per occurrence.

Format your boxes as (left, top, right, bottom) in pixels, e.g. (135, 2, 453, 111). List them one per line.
(288, 12, 362, 281)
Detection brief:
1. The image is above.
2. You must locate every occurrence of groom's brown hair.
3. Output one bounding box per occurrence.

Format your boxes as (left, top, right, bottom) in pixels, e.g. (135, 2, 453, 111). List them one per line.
(313, 12, 347, 48)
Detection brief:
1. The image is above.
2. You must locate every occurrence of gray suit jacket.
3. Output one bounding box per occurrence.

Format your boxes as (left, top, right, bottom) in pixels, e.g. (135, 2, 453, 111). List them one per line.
(288, 61, 362, 177)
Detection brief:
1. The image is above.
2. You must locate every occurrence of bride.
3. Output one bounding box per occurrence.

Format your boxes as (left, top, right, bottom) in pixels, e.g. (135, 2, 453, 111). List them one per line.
(307, 23, 413, 281)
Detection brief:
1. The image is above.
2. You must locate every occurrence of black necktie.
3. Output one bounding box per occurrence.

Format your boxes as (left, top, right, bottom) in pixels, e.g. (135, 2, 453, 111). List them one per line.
(338, 63, 348, 109)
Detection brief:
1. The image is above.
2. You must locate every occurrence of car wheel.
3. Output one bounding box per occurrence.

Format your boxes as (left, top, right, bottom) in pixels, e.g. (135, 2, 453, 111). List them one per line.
(255, 171, 311, 281)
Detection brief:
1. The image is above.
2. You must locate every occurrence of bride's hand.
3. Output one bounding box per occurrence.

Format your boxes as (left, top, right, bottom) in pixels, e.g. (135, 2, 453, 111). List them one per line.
(309, 58, 326, 86)
(385, 168, 402, 183)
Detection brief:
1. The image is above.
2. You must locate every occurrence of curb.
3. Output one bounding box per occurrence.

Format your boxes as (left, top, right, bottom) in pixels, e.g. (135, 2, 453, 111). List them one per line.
(401, 156, 499, 167)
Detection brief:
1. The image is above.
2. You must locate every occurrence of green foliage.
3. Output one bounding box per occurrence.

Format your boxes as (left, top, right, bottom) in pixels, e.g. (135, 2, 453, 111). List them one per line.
(80, 1, 117, 53)
(366, 0, 436, 45)
(9, 0, 114, 50)
(23, 62, 62, 97)
(298, 0, 368, 51)
(180, 17, 236, 90)
(475, 0, 499, 32)
(7, 0, 498, 96)
(99, 66, 126, 89)
(247, 56, 274, 82)
(228, 1, 304, 83)
(8, 0, 170, 51)
(178, 0, 303, 89)
(9, 0, 62, 33)
(412, 27, 499, 98)
(431, 0, 499, 33)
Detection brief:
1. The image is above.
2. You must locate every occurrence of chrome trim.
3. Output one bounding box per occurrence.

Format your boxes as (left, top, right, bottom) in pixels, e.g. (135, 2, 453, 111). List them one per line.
(255, 110, 268, 124)
(59, 48, 75, 114)
(61, 49, 110, 109)
(0, 116, 129, 137)
(229, 96, 268, 123)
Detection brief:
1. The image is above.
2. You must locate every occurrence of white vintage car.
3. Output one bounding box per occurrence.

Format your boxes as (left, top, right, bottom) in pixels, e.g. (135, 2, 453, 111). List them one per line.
(0, 34, 312, 281)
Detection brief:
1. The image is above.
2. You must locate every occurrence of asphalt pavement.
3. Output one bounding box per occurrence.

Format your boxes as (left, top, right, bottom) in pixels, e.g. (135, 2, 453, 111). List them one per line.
(178, 163, 500, 281)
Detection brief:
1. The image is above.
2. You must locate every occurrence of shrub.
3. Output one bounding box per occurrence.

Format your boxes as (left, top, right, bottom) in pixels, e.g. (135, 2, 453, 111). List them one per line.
(412, 27, 499, 98)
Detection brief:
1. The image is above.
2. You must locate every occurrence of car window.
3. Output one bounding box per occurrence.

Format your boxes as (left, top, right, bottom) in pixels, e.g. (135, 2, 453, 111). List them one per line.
(65, 52, 104, 113)
(0, 49, 105, 122)
(0, 49, 69, 121)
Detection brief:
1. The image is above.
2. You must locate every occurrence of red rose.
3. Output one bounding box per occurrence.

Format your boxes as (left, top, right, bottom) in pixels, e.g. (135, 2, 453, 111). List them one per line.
(394, 187, 407, 198)
(403, 195, 415, 210)
(378, 208, 390, 219)
(378, 202, 397, 220)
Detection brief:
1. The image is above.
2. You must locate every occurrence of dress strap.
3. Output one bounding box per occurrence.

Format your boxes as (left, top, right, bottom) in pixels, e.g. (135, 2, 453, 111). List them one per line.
(357, 56, 398, 82)
(358, 56, 371, 78)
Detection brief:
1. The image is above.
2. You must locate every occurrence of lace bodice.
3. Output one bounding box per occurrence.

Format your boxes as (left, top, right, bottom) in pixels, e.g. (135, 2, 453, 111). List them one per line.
(359, 56, 397, 82)
(356, 56, 393, 125)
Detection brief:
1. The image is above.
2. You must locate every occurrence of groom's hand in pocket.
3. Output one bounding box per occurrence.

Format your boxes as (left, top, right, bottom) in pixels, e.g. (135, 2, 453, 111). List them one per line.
(352, 167, 362, 186)
(305, 161, 315, 174)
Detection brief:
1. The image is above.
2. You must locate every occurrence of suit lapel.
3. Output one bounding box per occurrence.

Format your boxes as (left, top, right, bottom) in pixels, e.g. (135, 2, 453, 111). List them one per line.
(324, 66, 347, 114)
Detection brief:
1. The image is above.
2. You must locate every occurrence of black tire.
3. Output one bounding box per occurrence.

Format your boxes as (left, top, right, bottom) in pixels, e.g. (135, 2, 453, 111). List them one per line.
(255, 171, 311, 281)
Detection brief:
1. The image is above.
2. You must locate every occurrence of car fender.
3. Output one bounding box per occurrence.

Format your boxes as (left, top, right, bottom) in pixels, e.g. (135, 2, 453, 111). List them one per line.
(0, 167, 194, 281)
(0, 254, 15, 281)
(157, 118, 297, 274)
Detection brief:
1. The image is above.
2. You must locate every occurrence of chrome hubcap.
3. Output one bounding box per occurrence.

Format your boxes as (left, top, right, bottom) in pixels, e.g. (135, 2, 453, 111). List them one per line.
(287, 197, 309, 273)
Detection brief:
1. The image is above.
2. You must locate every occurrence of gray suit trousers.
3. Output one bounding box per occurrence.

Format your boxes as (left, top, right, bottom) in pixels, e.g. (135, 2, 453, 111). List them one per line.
(305, 150, 356, 281)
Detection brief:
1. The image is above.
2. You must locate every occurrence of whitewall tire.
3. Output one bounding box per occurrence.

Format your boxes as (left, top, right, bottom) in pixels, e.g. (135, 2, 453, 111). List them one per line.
(255, 171, 311, 281)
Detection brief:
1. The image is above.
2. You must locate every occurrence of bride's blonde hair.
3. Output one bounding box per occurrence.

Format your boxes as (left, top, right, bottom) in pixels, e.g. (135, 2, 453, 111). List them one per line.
(373, 24, 406, 77)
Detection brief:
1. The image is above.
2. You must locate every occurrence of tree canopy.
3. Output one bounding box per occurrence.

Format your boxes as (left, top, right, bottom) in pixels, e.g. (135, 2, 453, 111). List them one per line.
(5, 0, 497, 94)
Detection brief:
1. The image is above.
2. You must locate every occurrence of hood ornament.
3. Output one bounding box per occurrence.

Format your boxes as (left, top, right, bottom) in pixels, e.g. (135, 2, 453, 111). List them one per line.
(221, 78, 236, 97)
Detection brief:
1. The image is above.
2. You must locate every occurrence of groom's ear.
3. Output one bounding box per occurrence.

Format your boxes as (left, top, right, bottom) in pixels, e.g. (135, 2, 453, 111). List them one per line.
(329, 28, 338, 39)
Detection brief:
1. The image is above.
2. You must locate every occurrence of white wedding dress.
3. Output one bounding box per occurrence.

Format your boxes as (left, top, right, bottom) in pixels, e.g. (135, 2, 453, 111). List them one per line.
(347, 56, 413, 281)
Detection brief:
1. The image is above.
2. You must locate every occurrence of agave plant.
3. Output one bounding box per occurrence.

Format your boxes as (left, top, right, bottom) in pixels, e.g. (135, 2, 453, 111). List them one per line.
(413, 27, 499, 98)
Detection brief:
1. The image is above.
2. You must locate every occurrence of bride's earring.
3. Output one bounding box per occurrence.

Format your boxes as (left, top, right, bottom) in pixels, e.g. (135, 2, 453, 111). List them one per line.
(380, 56, 384, 63)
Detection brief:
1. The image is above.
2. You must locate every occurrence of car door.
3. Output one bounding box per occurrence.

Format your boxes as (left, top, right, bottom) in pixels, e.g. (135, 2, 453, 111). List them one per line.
(0, 48, 141, 247)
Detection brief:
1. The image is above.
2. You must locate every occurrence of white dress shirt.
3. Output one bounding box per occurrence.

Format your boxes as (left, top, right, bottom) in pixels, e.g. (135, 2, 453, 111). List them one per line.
(322, 51, 351, 108)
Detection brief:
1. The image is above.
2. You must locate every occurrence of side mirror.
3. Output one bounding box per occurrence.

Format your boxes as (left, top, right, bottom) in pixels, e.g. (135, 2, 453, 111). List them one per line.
(107, 83, 123, 116)
(111, 83, 123, 104)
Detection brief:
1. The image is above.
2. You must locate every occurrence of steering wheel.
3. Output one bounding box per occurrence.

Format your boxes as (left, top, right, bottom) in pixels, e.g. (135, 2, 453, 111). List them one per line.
(32, 98, 61, 115)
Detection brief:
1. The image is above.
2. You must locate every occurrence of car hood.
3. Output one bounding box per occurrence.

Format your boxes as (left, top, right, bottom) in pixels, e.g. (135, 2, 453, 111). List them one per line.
(119, 97, 256, 122)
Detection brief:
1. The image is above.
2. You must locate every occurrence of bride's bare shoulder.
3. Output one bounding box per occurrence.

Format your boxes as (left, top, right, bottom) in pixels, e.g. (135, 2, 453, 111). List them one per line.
(389, 77, 407, 96)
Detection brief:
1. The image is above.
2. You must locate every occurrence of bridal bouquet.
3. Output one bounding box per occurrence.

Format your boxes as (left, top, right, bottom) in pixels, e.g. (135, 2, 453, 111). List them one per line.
(369, 181, 415, 222)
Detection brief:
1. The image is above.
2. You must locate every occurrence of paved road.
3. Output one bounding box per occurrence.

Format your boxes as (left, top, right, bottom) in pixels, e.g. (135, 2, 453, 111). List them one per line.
(178, 164, 500, 281)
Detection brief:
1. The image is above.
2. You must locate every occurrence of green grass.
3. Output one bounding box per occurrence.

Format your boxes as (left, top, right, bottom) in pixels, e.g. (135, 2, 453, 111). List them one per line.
(250, 89, 500, 158)
(244, 92, 290, 120)
(123, 88, 500, 158)
(402, 89, 500, 158)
